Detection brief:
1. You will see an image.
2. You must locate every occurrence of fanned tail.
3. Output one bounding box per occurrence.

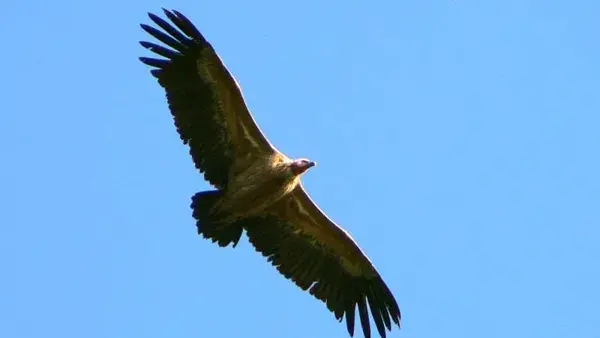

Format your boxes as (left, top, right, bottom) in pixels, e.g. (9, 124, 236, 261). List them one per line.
(190, 190, 244, 247)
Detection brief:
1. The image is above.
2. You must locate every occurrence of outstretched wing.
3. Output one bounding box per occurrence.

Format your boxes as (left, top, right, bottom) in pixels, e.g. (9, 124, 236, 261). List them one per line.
(139, 9, 277, 188)
(244, 184, 401, 338)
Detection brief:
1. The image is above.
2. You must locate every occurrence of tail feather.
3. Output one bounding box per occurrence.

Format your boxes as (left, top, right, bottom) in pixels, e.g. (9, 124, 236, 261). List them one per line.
(190, 190, 244, 248)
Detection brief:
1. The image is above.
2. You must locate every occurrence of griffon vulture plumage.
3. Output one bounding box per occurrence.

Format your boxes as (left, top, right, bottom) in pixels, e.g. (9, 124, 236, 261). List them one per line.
(139, 9, 401, 338)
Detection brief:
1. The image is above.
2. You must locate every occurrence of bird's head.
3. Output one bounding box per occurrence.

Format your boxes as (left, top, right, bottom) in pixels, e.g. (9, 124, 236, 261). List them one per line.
(289, 158, 316, 176)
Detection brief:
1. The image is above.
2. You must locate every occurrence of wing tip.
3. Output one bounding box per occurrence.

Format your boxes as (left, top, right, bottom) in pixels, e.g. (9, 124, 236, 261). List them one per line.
(342, 274, 402, 338)
(147, 11, 159, 21)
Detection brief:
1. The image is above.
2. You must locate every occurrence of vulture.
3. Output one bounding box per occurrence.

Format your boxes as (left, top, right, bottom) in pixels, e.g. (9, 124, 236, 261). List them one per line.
(139, 9, 401, 338)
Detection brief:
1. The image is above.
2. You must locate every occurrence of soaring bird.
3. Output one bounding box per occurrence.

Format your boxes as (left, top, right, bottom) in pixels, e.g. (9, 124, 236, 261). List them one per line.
(139, 9, 401, 338)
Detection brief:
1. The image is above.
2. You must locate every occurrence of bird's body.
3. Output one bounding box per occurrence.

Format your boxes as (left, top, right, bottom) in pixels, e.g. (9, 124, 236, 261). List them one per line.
(139, 9, 402, 338)
(212, 153, 299, 222)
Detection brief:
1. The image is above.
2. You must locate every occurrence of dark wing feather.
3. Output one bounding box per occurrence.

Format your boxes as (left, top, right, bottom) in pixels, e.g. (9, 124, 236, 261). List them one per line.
(139, 9, 277, 188)
(241, 185, 401, 338)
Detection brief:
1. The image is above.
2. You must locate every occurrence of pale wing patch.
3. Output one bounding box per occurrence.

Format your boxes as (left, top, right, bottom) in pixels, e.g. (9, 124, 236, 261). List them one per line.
(213, 52, 251, 150)
(289, 196, 366, 276)
(239, 121, 261, 150)
(196, 57, 240, 151)
(197, 53, 276, 157)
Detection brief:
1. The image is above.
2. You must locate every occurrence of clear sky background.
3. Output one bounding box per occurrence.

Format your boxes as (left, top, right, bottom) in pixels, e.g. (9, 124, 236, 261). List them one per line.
(1, 1, 599, 337)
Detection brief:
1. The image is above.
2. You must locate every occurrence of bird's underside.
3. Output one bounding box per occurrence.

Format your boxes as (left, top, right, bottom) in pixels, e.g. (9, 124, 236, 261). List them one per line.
(139, 8, 402, 338)
(203, 152, 302, 224)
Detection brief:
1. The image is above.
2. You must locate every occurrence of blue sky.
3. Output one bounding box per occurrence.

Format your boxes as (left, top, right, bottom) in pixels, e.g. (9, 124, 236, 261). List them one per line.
(2, 0, 599, 337)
